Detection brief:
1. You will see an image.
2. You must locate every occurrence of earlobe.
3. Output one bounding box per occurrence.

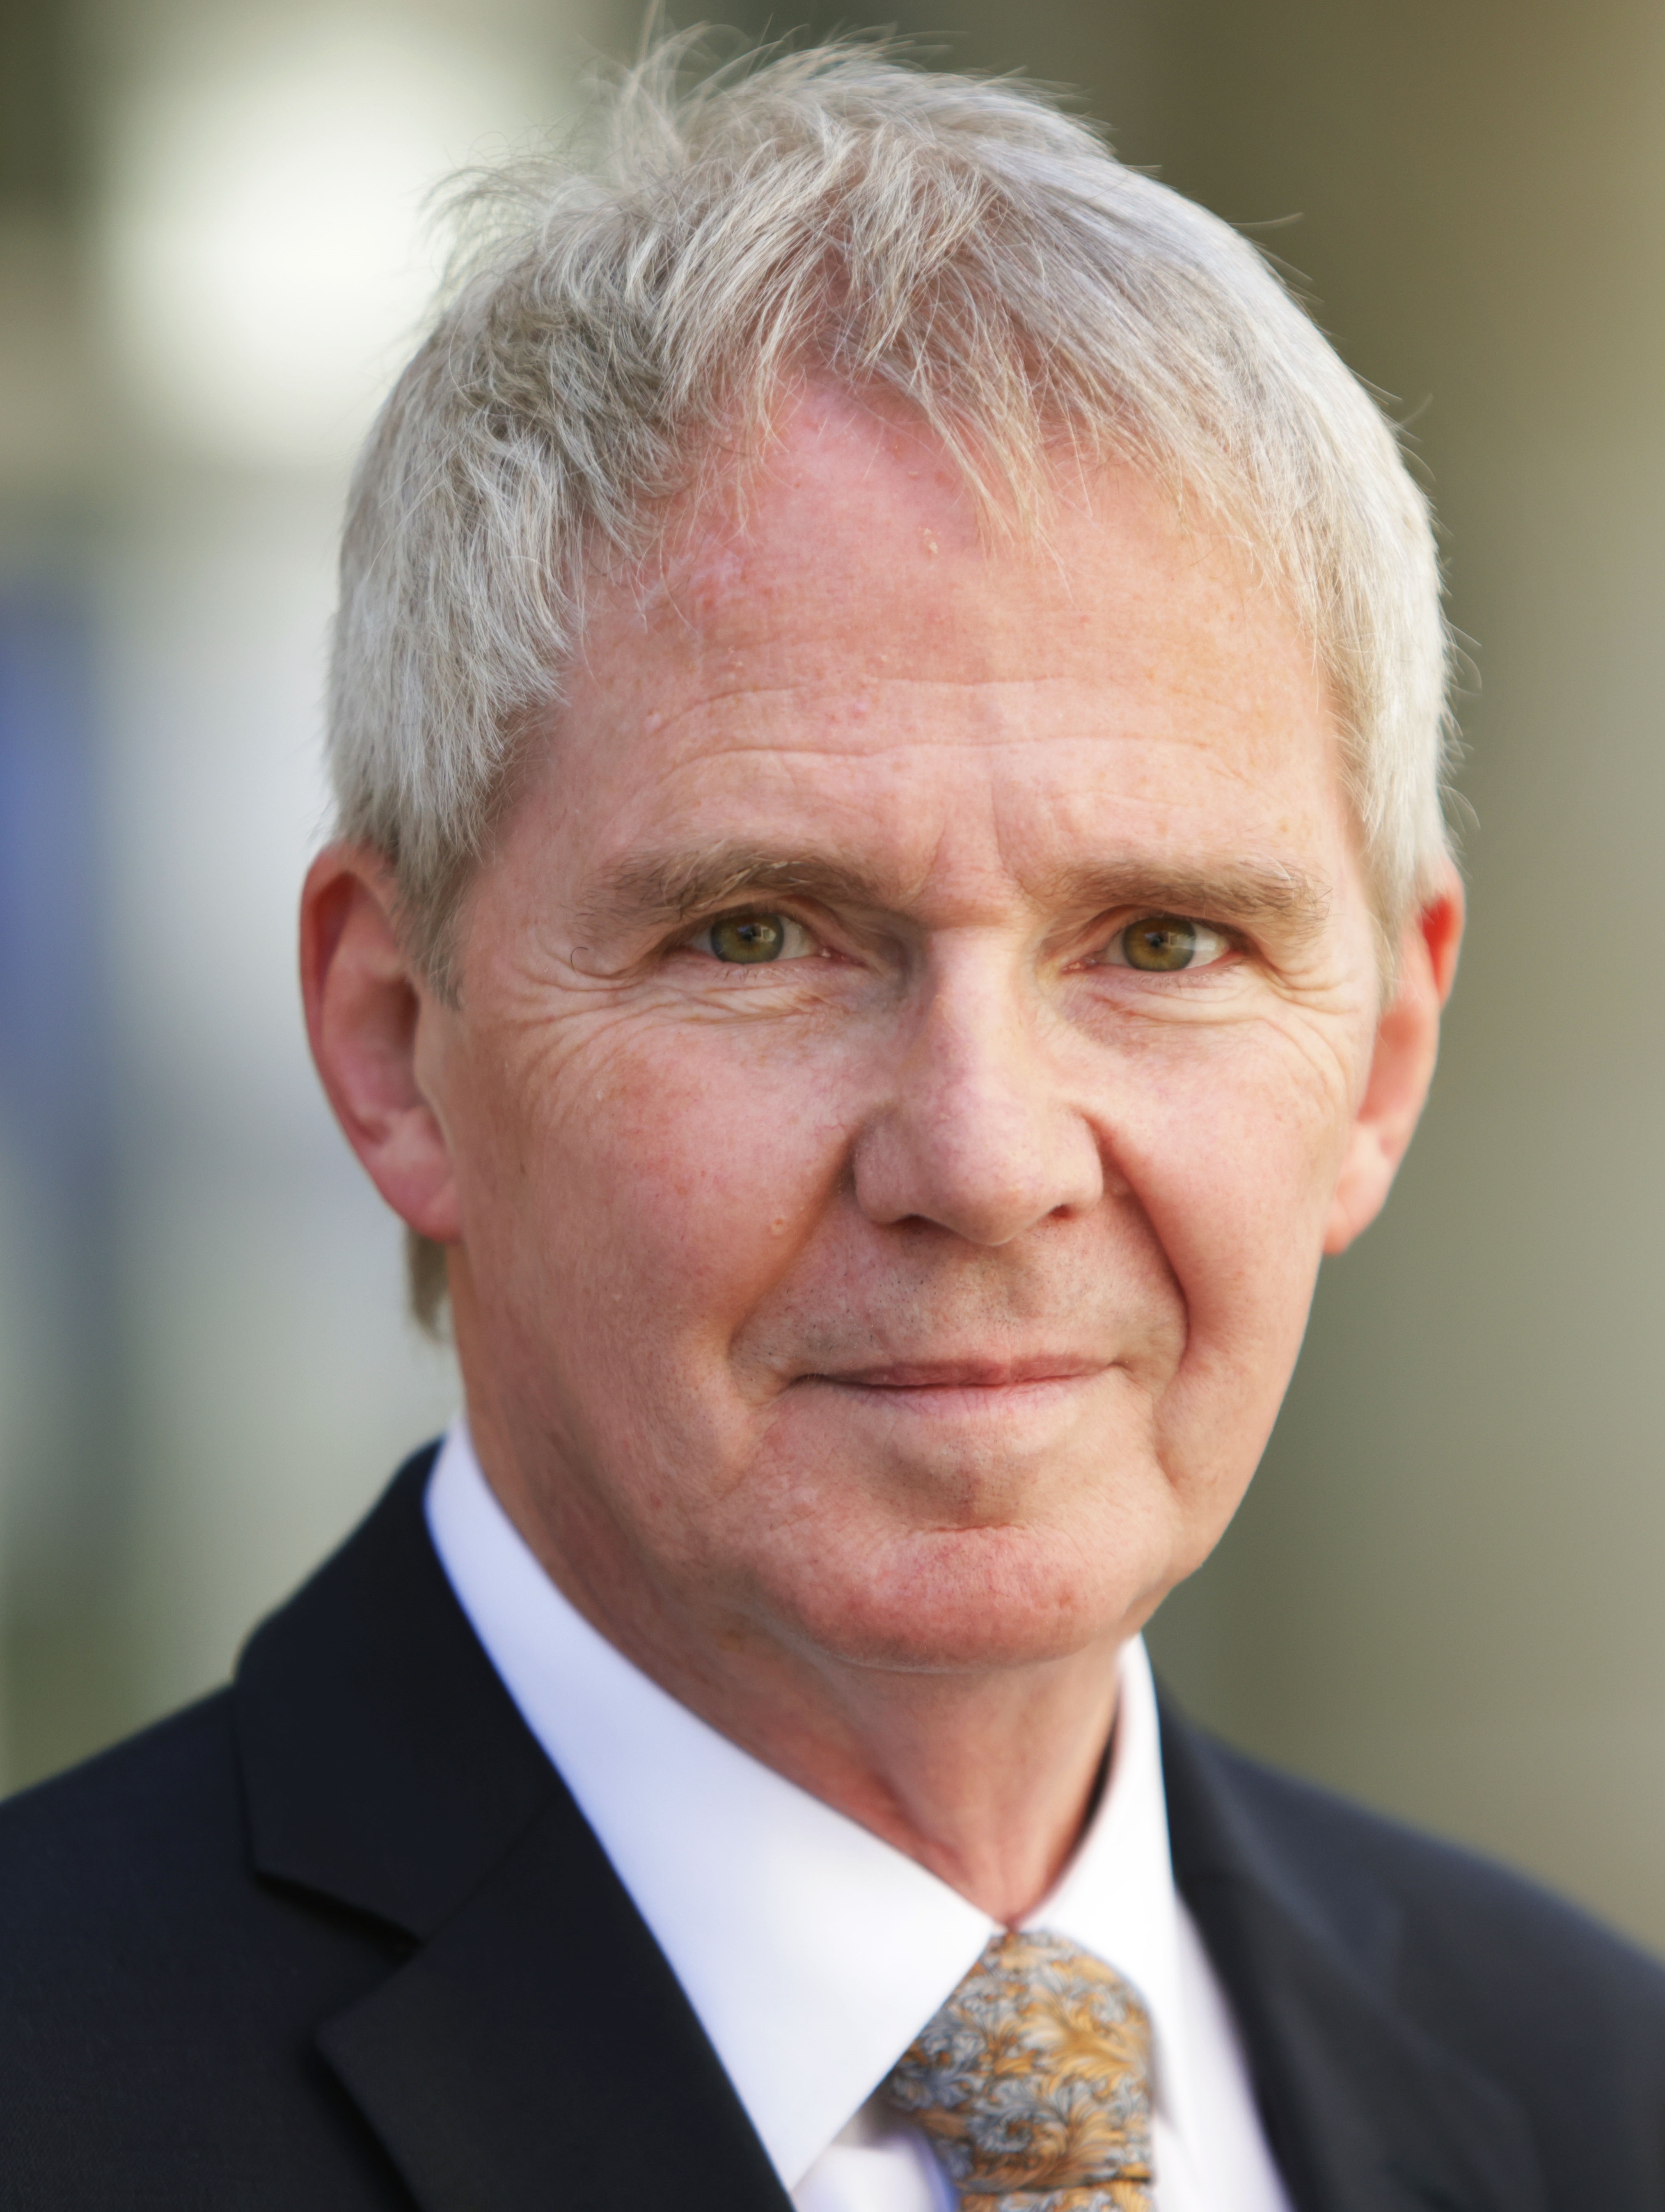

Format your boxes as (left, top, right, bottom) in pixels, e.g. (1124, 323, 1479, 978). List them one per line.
(299, 846, 463, 1243)
(1323, 872, 1465, 1255)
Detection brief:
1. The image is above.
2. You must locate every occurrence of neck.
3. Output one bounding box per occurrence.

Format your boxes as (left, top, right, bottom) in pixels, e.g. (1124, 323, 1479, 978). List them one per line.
(737, 1652, 1124, 1923)
(467, 1404, 1123, 1926)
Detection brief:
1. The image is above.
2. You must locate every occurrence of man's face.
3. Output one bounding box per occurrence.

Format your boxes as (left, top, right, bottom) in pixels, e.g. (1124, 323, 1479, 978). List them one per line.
(410, 390, 1409, 1676)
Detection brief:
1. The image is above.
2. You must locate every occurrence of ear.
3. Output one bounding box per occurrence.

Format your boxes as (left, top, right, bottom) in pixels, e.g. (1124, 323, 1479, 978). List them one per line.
(1324, 866, 1465, 1255)
(299, 844, 463, 1243)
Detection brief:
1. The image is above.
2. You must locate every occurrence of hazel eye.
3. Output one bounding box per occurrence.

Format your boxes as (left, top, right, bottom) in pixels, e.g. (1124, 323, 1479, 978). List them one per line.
(1102, 914, 1230, 973)
(695, 911, 816, 964)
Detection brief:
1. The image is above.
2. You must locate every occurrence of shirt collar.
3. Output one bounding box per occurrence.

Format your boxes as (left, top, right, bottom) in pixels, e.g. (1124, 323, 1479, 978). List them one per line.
(426, 1420, 1193, 2191)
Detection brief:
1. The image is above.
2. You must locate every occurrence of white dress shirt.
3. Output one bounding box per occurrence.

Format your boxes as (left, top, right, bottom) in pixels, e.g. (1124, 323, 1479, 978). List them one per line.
(426, 1423, 1293, 2212)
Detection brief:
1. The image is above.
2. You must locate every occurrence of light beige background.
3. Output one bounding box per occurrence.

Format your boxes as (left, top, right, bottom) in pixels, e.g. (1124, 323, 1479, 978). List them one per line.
(2, 0, 1662, 1950)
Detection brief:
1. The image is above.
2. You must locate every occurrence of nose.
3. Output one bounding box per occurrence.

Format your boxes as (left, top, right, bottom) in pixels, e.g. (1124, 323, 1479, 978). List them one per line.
(851, 939, 1106, 1246)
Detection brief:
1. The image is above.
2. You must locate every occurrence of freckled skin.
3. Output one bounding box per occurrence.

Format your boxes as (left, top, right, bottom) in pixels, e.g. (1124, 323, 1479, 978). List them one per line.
(303, 387, 1461, 1916)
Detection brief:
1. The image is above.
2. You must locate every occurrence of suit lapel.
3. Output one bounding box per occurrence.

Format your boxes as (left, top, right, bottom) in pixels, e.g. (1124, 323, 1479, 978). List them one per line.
(234, 1450, 791, 2212)
(317, 1781, 792, 2212)
(1159, 1697, 1546, 2212)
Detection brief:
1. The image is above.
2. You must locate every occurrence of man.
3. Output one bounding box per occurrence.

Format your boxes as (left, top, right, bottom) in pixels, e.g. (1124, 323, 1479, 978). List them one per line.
(3, 38, 1663, 2212)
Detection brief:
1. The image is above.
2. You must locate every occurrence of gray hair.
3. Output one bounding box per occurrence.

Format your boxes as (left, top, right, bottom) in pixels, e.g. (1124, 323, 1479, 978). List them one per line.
(325, 34, 1456, 1324)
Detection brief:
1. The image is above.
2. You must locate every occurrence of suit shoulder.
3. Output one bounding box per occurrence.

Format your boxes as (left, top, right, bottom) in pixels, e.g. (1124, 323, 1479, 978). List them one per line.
(1179, 1720, 1665, 2040)
(0, 1693, 243, 1920)
(0, 1694, 414, 2205)
(0, 1690, 304, 2024)
(0, 1678, 415, 2012)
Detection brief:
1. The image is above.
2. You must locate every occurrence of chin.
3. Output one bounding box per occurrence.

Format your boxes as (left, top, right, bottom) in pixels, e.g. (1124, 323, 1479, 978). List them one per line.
(764, 1522, 1160, 1674)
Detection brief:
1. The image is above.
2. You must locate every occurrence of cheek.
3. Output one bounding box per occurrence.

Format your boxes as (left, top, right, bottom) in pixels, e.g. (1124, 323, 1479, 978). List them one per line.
(456, 1008, 851, 1353)
(1106, 1018, 1365, 1417)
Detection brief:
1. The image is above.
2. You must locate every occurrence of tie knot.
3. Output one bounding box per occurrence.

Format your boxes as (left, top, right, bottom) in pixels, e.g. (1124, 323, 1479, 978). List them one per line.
(884, 1930, 1153, 2212)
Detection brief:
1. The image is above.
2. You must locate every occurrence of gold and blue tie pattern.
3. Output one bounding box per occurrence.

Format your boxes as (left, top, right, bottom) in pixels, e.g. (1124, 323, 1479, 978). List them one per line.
(884, 1930, 1154, 2212)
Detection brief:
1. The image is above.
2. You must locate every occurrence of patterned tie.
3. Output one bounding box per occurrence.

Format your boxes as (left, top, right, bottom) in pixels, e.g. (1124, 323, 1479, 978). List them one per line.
(884, 1930, 1154, 2212)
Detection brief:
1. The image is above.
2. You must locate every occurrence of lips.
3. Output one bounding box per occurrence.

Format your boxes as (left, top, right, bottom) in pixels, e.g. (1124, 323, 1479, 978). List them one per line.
(807, 1356, 1107, 1391)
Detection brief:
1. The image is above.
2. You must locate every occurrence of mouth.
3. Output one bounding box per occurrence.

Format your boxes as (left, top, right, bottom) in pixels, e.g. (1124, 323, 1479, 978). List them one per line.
(800, 1355, 1110, 1406)
(815, 1355, 1103, 1387)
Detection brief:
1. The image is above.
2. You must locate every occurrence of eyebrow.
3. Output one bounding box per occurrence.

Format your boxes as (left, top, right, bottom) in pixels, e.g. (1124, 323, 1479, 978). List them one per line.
(580, 848, 895, 934)
(578, 841, 1332, 943)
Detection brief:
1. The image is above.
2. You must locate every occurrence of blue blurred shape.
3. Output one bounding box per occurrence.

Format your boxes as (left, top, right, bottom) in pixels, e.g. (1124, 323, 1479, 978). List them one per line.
(0, 589, 108, 1166)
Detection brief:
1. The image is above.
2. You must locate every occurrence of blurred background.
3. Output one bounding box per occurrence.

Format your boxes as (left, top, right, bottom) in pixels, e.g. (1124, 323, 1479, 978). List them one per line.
(3, 0, 1664, 1952)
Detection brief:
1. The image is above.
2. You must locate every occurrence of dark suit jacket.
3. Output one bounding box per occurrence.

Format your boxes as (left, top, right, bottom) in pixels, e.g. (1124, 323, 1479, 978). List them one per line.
(3, 1444, 1663, 2211)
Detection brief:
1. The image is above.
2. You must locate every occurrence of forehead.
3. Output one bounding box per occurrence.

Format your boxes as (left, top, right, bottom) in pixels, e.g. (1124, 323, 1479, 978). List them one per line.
(540, 389, 1354, 907)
